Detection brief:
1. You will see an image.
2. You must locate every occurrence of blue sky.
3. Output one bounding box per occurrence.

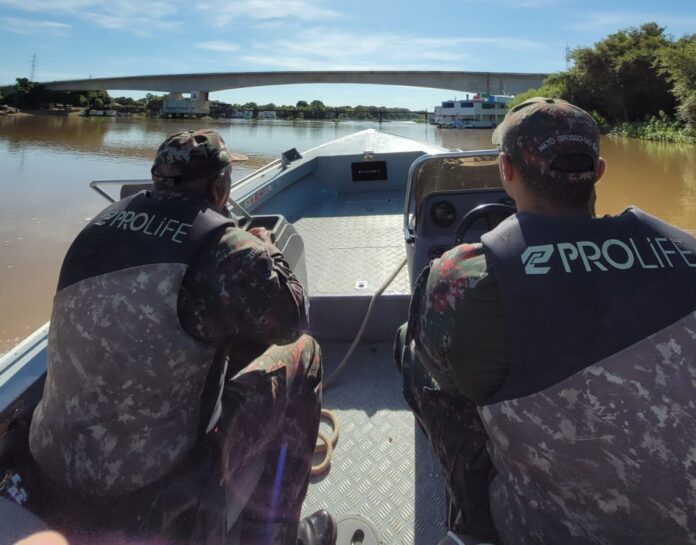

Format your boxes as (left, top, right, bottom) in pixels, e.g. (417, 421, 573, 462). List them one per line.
(1, 0, 694, 110)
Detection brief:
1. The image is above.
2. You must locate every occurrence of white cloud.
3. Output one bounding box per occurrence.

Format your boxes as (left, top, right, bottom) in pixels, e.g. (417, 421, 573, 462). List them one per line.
(240, 29, 546, 71)
(0, 16, 71, 35)
(0, 0, 92, 9)
(0, 0, 181, 35)
(199, 0, 340, 27)
(195, 41, 241, 52)
(252, 20, 288, 31)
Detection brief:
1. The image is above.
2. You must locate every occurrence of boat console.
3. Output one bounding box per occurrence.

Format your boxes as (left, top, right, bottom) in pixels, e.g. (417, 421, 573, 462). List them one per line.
(237, 214, 308, 289)
(403, 150, 514, 289)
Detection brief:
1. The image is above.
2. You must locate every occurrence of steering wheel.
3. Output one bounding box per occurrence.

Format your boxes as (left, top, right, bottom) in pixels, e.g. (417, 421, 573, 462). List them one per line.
(454, 203, 516, 245)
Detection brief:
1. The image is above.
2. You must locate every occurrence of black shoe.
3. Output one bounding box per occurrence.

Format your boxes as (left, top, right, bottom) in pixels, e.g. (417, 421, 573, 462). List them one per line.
(296, 509, 337, 545)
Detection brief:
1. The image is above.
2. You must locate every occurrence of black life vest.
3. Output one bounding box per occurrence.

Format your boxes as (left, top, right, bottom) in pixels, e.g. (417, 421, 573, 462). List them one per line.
(30, 192, 232, 497)
(479, 208, 696, 544)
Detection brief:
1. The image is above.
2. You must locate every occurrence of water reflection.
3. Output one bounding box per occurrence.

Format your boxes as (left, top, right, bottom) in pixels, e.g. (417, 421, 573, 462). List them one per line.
(1, 116, 694, 354)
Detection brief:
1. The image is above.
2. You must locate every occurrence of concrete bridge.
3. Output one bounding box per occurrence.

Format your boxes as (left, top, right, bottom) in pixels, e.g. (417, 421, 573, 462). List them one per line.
(10, 71, 548, 115)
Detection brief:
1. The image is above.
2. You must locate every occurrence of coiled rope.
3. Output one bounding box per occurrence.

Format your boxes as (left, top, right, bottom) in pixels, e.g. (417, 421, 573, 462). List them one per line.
(310, 257, 408, 475)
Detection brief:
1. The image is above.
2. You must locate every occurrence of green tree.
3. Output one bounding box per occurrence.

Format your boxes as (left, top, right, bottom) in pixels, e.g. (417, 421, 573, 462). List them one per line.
(507, 72, 575, 109)
(574, 23, 674, 120)
(145, 93, 165, 112)
(510, 23, 677, 124)
(12, 77, 38, 108)
(657, 33, 696, 129)
(89, 90, 112, 107)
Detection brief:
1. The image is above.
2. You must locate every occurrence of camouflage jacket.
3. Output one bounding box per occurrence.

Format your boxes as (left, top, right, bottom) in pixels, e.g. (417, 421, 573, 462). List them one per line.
(29, 190, 308, 497)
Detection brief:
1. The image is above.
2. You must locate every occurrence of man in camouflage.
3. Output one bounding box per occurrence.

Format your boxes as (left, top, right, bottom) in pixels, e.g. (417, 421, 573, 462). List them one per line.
(395, 98, 696, 544)
(29, 130, 336, 545)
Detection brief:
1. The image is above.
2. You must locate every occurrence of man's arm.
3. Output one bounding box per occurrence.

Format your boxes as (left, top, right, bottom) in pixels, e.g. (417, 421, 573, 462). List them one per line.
(410, 243, 510, 403)
(180, 226, 309, 346)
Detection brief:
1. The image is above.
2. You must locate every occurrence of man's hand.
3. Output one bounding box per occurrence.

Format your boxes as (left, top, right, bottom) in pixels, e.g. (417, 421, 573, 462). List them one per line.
(248, 226, 274, 245)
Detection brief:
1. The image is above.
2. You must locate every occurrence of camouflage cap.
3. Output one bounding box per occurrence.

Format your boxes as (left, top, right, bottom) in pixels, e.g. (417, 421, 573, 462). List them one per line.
(492, 97, 600, 184)
(151, 129, 232, 186)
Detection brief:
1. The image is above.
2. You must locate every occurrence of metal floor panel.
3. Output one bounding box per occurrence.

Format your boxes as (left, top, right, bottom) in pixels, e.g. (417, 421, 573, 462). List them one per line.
(301, 342, 447, 545)
(294, 213, 410, 297)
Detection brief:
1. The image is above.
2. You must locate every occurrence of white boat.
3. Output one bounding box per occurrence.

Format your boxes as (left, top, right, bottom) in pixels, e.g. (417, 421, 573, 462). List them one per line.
(0, 128, 510, 545)
(432, 96, 512, 128)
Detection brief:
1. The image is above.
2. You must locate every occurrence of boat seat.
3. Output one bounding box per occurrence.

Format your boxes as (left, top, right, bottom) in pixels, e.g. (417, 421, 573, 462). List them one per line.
(120, 182, 154, 200)
(0, 497, 48, 544)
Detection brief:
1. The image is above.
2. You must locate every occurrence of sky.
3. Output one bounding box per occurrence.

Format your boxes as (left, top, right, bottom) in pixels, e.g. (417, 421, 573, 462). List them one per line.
(0, 0, 695, 110)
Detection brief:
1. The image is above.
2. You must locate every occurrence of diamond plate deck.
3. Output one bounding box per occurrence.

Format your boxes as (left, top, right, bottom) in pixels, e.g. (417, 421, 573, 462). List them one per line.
(294, 213, 410, 297)
(301, 342, 447, 545)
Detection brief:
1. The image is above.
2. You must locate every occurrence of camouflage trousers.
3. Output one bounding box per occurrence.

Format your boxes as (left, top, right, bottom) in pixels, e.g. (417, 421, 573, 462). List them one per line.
(26, 335, 322, 545)
(216, 334, 322, 545)
(393, 324, 498, 542)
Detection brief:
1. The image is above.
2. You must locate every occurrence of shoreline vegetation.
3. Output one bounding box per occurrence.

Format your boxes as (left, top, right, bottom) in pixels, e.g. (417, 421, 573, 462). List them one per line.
(0, 89, 424, 123)
(508, 23, 695, 146)
(0, 106, 423, 123)
(608, 115, 696, 145)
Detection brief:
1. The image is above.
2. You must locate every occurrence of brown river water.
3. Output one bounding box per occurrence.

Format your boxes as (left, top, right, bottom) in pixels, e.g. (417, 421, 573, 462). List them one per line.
(1, 115, 695, 355)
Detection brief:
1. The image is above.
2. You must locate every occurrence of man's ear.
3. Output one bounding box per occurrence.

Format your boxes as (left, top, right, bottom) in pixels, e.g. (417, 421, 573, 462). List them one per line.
(499, 152, 515, 183)
(204, 173, 224, 205)
(595, 157, 607, 183)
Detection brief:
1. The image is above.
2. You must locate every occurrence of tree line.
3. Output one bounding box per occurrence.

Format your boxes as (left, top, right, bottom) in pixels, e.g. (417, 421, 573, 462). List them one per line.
(511, 23, 696, 131)
(0, 79, 120, 111)
(211, 100, 421, 120)
(0, 82, 422, 121)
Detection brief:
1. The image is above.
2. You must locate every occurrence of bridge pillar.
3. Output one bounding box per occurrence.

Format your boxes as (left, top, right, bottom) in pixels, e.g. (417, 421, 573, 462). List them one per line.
(162, 90, 210, 117)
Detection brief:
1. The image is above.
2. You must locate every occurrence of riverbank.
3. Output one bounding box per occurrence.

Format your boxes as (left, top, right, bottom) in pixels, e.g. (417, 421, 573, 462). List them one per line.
(1, 107, 85, 117)
(609, 116, 696, 145)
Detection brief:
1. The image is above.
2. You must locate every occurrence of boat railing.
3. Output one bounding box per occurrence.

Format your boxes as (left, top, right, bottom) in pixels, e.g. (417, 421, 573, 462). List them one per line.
(231, 159, 283, 189)
(89, 179, 152, 203)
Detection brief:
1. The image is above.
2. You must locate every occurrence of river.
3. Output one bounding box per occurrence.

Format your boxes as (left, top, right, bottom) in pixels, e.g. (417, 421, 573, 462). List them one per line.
(1, 115, 695, 354)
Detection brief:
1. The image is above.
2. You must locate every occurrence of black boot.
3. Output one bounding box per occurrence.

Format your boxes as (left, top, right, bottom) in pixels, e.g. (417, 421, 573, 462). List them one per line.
(296, 510, 337, 545)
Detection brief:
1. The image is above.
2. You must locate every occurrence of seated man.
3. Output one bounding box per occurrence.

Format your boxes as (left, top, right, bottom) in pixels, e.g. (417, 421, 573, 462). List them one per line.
(27, 130, 336, 545)
(395, 98, 696, 544)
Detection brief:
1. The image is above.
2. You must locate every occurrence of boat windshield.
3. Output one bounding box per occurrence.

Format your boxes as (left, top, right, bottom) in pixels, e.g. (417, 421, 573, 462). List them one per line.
(407, 153, 502, 229)
(414, 155, 502, 205)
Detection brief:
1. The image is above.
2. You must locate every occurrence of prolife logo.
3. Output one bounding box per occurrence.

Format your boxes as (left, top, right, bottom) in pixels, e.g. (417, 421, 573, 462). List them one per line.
(521, 245, 554, 275)
(521, 238, 696, 275)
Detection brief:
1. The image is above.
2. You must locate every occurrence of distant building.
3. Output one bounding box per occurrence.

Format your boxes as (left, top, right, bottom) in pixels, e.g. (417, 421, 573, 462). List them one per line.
(86, 109, 117, 117)
(258, 110, 277, 120)
(432, 94, 512, 128)
(231, 109, 253, 119)
(162, 91, 210, 117)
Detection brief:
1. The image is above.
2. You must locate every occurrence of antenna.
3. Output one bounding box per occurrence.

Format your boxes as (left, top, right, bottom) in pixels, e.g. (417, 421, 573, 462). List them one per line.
(30, 53, 37, 81)
(565, 45, 571, 70)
